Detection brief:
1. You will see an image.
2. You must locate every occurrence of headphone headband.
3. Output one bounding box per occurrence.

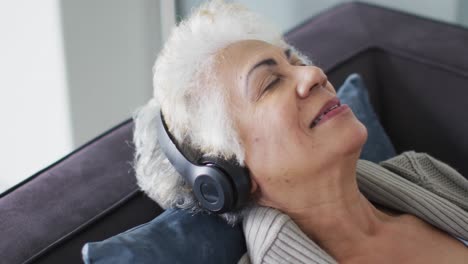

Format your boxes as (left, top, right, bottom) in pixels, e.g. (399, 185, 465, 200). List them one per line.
(155, 112, 197, 185)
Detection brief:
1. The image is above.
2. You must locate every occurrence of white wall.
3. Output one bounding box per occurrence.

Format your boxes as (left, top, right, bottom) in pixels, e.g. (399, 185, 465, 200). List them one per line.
(60, 0, 161, 148)
(458, 0, 468, 27)
(0, 0, 72, 192)
(0, 0, 162, 193)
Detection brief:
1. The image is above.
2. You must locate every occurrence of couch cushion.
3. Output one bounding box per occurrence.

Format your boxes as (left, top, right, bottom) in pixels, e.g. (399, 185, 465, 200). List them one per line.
(82, 209, 246, 264)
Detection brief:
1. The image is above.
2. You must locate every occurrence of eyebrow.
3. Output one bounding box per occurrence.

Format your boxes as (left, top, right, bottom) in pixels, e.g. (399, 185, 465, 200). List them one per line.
(244, 48, 292, 96)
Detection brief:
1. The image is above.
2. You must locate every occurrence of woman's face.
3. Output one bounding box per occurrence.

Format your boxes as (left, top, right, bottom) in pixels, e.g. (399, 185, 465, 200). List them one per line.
(217, 40, 367, 209)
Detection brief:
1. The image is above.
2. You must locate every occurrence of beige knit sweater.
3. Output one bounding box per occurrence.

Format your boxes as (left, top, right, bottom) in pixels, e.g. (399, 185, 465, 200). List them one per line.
(239, 151, 468, 264)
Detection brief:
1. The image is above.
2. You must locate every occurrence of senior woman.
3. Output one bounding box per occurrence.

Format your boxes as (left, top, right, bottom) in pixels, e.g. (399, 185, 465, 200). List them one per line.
(133, 1, 468, 263)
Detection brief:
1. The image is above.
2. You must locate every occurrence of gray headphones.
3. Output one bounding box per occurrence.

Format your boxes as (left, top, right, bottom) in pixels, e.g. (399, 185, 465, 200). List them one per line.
(155, 111, 251, 213)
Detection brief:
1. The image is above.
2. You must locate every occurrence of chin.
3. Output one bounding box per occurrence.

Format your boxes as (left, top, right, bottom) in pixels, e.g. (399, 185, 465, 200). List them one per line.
(331, 119, 368, 158)
(347, 120, 368, 155)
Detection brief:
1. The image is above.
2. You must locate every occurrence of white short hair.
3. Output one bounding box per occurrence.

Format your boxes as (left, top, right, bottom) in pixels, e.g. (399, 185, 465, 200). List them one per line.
(132, 0, 309, 224)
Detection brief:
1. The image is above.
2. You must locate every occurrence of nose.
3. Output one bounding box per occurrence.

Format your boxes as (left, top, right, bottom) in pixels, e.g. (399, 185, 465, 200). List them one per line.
(295, 66, 328, 99)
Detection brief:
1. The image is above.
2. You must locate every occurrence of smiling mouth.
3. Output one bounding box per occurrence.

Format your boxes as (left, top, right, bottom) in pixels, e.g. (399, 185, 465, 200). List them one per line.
(310, 99, 342, 128)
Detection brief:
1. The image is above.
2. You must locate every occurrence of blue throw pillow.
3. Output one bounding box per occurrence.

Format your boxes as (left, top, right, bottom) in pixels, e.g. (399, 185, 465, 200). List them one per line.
(337, 73, 396, 162)
(82, 73, 396, 264)
(82, 209, 246, 264)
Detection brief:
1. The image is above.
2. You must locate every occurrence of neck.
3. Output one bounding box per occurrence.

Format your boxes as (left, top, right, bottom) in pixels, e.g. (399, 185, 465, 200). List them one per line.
(282, 157, 393, 260)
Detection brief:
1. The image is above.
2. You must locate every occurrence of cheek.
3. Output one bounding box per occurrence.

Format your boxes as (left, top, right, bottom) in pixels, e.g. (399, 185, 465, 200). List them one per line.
(245, 102, 298, 159)
(325, 82, 336, 95)
(243, 106, 302, 185)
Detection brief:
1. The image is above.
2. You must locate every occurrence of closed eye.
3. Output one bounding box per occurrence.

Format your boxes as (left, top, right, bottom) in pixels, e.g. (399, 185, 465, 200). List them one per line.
(265, 76, 280, 91)
(257, 75, 280, 101)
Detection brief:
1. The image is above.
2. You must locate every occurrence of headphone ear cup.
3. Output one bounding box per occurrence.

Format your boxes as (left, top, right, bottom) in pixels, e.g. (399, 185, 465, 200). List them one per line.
(199, 156, 251, 211)
(192, 165, 235, 213)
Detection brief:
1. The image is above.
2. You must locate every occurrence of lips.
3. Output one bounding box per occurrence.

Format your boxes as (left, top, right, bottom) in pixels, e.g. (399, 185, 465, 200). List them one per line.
(310, 97, 342, 128)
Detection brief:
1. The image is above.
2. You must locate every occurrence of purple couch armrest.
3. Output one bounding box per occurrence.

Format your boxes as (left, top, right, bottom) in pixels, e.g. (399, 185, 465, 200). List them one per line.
(0, 120, 161, 263)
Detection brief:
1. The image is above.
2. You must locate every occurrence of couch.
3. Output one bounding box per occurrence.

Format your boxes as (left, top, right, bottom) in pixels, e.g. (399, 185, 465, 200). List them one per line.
(2, 2, 468, 263)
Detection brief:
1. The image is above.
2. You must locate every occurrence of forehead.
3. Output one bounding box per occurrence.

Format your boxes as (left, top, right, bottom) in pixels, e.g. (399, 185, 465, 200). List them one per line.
(217, 40, 283, 69)
(215, 40, 284, 90)
(222, 39, 281, 58)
